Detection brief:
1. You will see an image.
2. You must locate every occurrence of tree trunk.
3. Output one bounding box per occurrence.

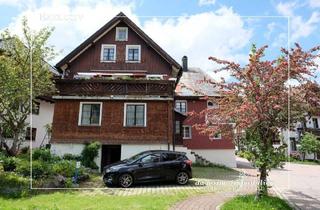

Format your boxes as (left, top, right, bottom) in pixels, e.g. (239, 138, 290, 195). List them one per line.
(256, 165, 268, 199)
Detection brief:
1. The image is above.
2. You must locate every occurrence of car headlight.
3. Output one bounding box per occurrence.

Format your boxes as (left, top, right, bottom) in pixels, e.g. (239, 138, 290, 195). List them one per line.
(106, 167, 117, 173)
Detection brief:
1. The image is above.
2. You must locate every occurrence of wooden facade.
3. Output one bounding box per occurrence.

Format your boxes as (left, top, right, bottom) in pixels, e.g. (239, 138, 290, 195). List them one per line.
(52, 12, 181, 146)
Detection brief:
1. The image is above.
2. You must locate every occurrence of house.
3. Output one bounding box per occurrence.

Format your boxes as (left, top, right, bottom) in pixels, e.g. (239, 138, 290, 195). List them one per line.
(50, 12, 195, 169)
(280, 115, 320, 159)
(174, 57, 236, 167)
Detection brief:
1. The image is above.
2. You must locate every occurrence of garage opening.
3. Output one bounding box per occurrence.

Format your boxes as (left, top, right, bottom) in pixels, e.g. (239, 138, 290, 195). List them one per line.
(101, 145, 121, 172)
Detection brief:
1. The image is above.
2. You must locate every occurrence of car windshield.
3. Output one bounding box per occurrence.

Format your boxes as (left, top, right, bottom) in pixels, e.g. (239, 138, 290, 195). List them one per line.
(126, 151, 151, 163)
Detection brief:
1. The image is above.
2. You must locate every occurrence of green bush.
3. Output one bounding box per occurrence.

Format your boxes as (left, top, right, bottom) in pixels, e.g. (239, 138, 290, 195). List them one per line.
(0, 172, 30, 198)
(238, 151, 255, 161)
(63, 153, 81, 161)
(81, 142, 100, 169)
(16, 160, 49, 179)
(32, 149, 52, 161)
(52, 160, 83, 178)
(32, 160, 49, 179)
(20, 147, 30, 154)
(3, 157, 17, 171)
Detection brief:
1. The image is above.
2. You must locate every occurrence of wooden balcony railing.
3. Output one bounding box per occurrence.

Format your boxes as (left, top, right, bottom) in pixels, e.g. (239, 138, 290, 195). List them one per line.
(55, 79, 175, 97)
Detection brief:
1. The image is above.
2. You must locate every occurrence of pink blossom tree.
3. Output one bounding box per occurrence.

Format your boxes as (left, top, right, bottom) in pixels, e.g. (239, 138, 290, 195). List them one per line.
(189, 44, 320, 198)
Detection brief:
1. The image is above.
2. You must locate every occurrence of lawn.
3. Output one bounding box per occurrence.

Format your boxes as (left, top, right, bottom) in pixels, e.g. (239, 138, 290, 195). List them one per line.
(221, 194, 292, 210)
(0, 192, 191, 210)
(0, 165, 241, 209)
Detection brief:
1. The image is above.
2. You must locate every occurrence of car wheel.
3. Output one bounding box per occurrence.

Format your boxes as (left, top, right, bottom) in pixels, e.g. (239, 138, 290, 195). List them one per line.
(118, 173, 133, 188)
(176, 171, 189, 185)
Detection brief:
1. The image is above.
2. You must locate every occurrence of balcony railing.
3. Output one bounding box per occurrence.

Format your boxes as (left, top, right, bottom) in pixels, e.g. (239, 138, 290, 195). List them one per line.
(55, 79, 175, 97)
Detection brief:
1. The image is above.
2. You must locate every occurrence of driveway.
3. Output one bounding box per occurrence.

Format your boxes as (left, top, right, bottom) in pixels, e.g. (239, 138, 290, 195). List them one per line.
(269, 163, 320, 210)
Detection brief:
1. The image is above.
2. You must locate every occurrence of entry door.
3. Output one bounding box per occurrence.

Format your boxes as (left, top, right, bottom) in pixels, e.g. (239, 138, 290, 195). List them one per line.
(101, 145, 121, 171)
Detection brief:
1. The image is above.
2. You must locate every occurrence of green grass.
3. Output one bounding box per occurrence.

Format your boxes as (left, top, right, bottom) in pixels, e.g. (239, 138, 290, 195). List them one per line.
(221, 194, 292, 210)
(0, 191, 191, 210)
(192, 165, 240, 180)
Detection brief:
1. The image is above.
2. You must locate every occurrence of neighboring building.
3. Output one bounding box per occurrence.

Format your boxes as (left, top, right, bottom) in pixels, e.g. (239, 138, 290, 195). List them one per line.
(281, 115, 320, 159)
(50, 12, 192, 169)
(174, 57, 236, 167)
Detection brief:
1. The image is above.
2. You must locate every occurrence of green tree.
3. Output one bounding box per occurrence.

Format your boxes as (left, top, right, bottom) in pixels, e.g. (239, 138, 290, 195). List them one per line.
(299, 132, 320, 160)
(0, 17, 56, 156)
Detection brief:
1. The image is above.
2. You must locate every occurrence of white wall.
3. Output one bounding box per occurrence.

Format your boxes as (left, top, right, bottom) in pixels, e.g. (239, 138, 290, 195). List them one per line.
(192, 149, 236, 168)
(27, 100, 55, 148)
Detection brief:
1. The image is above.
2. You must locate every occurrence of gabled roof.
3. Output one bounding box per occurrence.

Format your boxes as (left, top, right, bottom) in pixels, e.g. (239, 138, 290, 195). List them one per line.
(175, 67, 221, 97)
(55, 12, 182, 73)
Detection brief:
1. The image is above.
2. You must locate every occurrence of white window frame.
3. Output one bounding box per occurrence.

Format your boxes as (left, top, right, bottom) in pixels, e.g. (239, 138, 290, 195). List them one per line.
(78, 102, 103, 126)
(175, 100, 187, 114)
(207, 100, 218, 109)
(123, 102, 147, 127)
(115, 27, 128, 41)
(210, 133, 222, 140)
(126, 45, 141, 63)
(100, 44, 116, 63)
(182, 125, 192, 139)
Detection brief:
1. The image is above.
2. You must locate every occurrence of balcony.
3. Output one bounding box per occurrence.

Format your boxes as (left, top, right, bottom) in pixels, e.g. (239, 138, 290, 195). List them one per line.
(304, 128, 320, 136)
(54, 79, 175, 97)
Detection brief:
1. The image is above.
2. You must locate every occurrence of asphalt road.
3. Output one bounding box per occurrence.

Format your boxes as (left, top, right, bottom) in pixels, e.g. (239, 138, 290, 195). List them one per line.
(268, 163, 320, 210)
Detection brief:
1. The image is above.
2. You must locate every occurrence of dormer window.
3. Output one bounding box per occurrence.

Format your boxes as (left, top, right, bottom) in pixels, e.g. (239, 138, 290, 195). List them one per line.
(116, 27, 128, 41)
(126, 45, 141, 63)
(101, 44, 116, 62)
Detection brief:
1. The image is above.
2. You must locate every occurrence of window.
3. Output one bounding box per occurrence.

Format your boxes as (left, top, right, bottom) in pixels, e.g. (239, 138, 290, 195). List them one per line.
(116, 27, 128, 41)
(32, 101, 40, 115)
(26, 127, 36, 141)
(79, 102, 102, 126)
(312, 118, 319, 129)
(183, 125, 192, 139)
(124, 103, 146, 127)
(161, 153, 178, 162)
(126, 45, 141, 62)
(210, 133, 222, 140)
(140, 154, 160, 164)
(207, 101, 218, 109)
(175, 100, 187, 113)
(175, 121, 180, 134)
(101, 44, 116, 62)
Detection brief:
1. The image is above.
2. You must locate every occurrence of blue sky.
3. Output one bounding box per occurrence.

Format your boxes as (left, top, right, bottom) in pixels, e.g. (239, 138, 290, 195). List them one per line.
(0, 0, 319, 79)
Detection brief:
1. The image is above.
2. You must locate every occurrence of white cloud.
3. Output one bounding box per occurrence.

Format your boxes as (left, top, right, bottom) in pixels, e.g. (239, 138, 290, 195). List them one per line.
(276, 1, 297, 17)
(276, 2, 320, 41)
(291, 12, 320, 41)
(2, 0, 138, 62)
(2, 2, 252, 81)
(198, 0, 216, 6)
(143, 7, 252, 80)
(309, 0, 320, 8)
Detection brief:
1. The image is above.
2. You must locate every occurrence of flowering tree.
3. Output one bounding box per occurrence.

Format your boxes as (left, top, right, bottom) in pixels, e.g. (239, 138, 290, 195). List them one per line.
(190, 44, 320, 198)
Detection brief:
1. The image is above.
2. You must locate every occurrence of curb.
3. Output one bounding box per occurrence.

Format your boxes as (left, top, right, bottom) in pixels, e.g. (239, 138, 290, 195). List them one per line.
(271, 184, 301, 210)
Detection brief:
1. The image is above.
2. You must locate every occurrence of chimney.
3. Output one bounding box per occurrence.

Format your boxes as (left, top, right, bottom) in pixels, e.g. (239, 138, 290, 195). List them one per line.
(182, 56, 188, 72)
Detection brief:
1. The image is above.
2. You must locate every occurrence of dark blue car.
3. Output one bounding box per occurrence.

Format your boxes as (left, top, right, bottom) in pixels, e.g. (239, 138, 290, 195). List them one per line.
(102, 150, 192, 188)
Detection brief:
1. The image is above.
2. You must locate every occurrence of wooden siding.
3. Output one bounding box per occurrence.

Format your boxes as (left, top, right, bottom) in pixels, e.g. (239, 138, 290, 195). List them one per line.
(66, 22, 172, 78)
(181, 99, 234, 149)
(55, 79, 175, 97)
(51, 100, 173, 144)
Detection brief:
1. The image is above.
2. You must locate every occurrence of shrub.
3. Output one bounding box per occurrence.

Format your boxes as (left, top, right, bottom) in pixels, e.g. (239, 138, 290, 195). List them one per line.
(81, 142, 100, 169)
(16, 160, 49, 179)
(52, 160, 83, 178)
(0, 172, 30, 198)
(3, 157, 17, 172)
(20, 147, 30, 154)
(32, 148, 52, 161)
(63, 153, 81, 161)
